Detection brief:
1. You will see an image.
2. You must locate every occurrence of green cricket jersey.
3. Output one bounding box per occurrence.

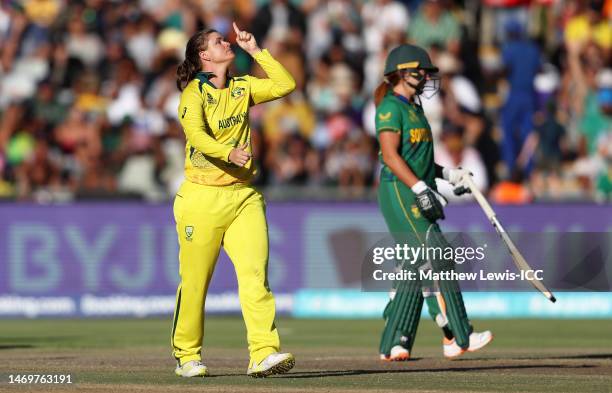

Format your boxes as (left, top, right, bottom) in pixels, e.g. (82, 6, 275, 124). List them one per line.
(375, 92, 436, 188)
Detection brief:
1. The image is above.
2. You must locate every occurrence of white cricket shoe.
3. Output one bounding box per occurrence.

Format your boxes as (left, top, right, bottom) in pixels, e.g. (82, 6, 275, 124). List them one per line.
(443, 337, 466, 358)
(444, 330, 494, 358)
(247, 352, 295, 378)
(380, 345, 410, 361)
(468, 330, 494, 352)
(175, 360, 209, 377)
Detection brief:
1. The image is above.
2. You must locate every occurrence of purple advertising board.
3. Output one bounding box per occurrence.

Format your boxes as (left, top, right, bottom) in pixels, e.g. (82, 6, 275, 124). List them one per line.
(0, 203, 304, 296)
(0, 203, 610, 317)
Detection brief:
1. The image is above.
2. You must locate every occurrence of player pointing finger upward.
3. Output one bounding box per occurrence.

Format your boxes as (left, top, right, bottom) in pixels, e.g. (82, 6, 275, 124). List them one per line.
(172, 23, 297, 378)
(233, 22, 260, 54)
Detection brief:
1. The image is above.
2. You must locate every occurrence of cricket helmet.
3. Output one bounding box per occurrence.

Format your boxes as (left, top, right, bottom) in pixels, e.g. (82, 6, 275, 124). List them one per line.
(383, 44, 438, 76)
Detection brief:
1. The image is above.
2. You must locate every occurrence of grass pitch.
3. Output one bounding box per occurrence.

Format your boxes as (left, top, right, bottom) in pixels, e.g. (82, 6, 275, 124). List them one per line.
(1, 318, 611, 392)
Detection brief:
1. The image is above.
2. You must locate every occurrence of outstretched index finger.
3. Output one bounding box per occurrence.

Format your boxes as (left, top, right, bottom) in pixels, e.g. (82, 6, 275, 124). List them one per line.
(232, 22, 241, 35)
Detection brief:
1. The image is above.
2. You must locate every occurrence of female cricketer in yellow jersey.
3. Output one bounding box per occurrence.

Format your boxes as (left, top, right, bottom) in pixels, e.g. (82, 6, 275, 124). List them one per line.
(171, 23, 296, 378)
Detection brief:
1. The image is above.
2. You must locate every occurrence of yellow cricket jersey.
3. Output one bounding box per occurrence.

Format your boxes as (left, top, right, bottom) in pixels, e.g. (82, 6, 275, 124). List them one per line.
(178, 49, 296, 186)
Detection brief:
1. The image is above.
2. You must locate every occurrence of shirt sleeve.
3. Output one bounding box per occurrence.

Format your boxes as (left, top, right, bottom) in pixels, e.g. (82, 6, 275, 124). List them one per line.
(178, 84, 233, 162)
(375, 100, 402, 134)
(248, 49, 296, 105)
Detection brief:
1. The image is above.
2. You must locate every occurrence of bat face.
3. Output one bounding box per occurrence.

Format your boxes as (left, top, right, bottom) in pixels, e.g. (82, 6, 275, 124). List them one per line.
(464, 174, 557, 304)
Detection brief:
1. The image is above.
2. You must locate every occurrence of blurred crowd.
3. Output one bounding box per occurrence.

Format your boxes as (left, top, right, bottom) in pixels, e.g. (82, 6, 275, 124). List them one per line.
(0, 0, 610, 203)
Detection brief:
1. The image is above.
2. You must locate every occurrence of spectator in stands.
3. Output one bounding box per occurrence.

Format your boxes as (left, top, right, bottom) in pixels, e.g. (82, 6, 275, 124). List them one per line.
(251, 0, 306, 46)
(361, 0, 409, 56)
(435, 123, 487, 202)
(564, 0, 611, 54)
(407, 0, 461, 54)
(491, 168, 533, 204)
(480, 0, 530, 45)
(269, 133, 310, 185)
(0, 0, 608, 202)
(500, 20, 541, 176)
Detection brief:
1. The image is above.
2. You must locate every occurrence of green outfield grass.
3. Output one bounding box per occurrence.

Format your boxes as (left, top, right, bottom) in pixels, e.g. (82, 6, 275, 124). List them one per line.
(1, 318, 611, 392)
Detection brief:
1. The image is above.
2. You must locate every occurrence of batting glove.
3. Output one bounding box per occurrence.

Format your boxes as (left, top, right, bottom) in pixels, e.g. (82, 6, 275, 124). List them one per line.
(442, 167, 472, 196)
(412, 180, 448, 222)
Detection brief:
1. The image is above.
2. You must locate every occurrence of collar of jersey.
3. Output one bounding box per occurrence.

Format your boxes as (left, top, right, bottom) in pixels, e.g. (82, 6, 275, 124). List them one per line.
(392, 92, 416, 106)
(196, 71, 230, 91)
(391, 92, 421, 109)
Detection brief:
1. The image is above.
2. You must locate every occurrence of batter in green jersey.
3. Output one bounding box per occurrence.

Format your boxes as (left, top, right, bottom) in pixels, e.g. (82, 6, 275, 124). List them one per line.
(374, 44, 493, 361)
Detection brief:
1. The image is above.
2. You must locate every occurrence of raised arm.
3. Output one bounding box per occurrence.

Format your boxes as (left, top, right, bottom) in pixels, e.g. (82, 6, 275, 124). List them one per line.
(233, 22, 296, 105)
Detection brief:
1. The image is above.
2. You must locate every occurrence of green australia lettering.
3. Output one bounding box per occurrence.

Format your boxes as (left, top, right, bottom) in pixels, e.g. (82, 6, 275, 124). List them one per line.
(218, 112, 247, 130)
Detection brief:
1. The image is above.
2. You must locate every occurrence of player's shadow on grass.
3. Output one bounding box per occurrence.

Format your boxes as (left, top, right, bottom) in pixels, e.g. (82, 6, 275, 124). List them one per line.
(453, 353, 612, 361)
(0, 336, 77, 347)
(545, 353, 612, 360)
(274, 364, 595, 379)
(0, 344, 34, 350)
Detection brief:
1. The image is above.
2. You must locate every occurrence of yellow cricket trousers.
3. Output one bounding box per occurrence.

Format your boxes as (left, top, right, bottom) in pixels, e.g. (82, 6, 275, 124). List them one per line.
(171, 180, 280, 367)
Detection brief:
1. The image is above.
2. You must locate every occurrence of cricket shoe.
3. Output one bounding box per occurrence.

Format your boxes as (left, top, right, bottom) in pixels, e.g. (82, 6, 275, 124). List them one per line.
(443, 337, 466, 358)
(247, 352, 295, 378)
(380, 345, 410, 361)
(175, 360, 209, 377)
(444, 330, 494, 358)
(467, 330, 493, 352)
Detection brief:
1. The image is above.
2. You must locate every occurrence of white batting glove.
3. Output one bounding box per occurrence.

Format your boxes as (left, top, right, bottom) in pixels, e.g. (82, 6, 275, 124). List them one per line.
(442, 167, 473, 196)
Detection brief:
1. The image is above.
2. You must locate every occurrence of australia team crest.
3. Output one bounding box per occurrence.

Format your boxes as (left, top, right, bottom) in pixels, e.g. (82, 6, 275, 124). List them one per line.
(185, 226, 194, 241)
(231, 87, 245, 99)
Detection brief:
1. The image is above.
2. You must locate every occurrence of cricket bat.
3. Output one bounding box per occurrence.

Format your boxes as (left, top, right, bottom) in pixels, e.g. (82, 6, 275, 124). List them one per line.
(463, 174, 557, 303)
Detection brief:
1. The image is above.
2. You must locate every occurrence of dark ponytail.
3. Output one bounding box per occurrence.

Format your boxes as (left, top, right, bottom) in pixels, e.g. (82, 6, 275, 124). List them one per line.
(374, 72, 400, 107)
(176, 29, 217, 91)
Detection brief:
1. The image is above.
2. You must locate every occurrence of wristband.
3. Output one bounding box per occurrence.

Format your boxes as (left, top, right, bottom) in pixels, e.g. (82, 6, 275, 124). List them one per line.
(411, 180, 428, 194)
